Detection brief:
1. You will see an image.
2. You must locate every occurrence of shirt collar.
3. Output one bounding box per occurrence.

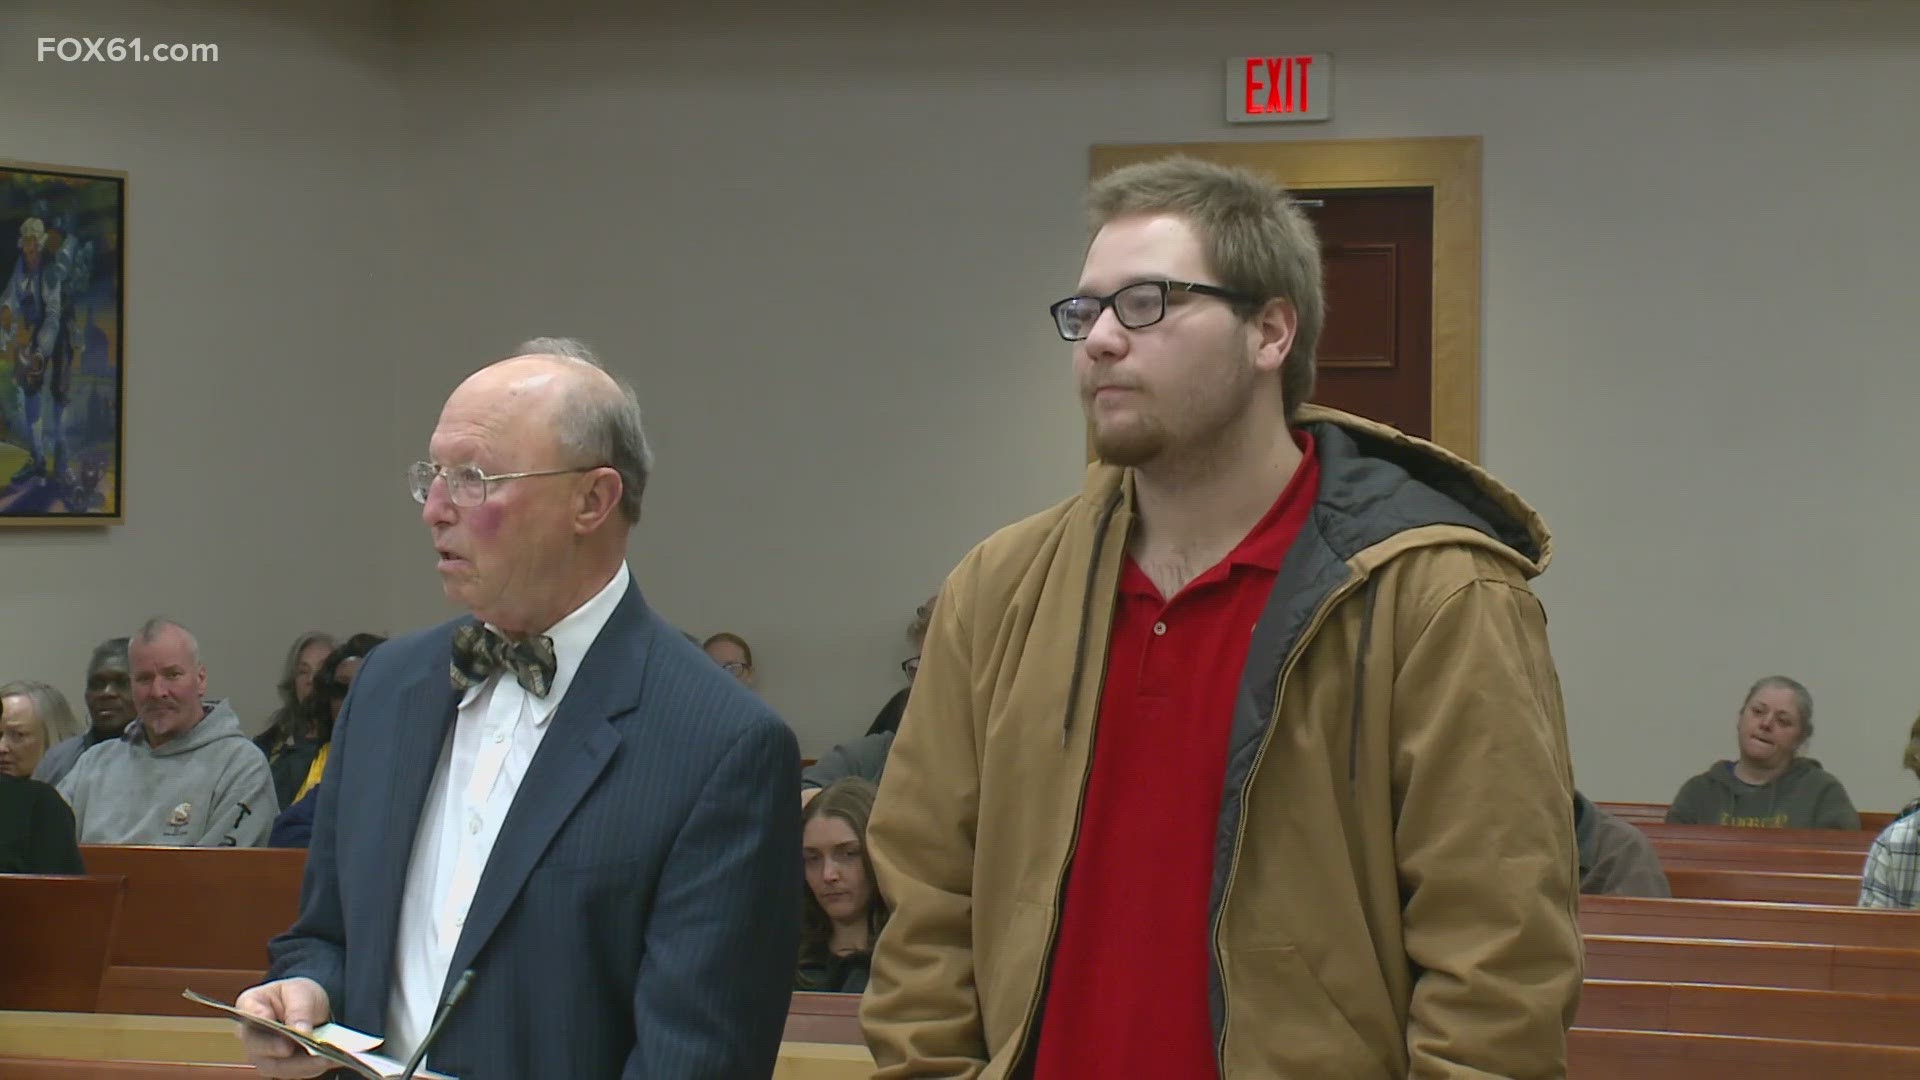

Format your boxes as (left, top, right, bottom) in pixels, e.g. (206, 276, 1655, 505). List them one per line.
(458, 562, 632, 724)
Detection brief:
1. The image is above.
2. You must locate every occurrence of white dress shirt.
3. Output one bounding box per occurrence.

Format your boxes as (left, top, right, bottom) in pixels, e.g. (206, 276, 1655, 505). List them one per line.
(384, 563, 631, 1065)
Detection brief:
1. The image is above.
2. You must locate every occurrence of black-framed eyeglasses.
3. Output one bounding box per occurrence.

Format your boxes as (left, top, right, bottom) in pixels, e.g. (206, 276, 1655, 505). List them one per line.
(901, 656, 920, 679)
(1049, 279, 1264, 341)
(408, 461, 600, 508)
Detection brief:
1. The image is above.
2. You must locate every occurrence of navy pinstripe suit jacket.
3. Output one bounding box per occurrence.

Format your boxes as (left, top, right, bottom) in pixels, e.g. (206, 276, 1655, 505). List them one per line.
(267, 584, 801, 1078)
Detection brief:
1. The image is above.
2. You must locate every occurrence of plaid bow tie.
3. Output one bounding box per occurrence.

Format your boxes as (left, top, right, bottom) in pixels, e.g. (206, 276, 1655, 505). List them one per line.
(450, 623, 557, 698)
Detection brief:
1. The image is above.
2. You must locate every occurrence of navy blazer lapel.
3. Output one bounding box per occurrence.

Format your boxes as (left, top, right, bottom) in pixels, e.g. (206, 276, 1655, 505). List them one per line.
(444, 587, 650, 985)
(366, 642, 462, 1006)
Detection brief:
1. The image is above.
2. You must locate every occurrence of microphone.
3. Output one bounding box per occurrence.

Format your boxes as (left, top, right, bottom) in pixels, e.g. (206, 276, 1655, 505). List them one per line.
(400, 968, 475, 1080)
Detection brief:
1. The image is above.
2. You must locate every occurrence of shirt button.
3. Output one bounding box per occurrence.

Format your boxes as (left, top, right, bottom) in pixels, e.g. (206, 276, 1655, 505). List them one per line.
(1153, 621, 1168, 636)
(492, 729, 506, 744)
(467, 815, 481, 835)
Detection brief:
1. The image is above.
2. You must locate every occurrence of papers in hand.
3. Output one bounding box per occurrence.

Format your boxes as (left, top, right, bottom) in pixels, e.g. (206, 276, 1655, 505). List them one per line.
(182, 989, 458, 1080)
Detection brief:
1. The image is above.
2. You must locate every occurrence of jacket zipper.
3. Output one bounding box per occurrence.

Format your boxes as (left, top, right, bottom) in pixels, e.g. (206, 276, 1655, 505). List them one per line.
(1210, 571, 1366, 1076)
(1006, 646, 1112, 1075)
(1008, 497, 1126, 1075)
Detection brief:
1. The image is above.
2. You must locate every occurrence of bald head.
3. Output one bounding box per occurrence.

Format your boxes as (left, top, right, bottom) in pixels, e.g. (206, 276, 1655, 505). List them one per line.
(420, 337, 652, 638)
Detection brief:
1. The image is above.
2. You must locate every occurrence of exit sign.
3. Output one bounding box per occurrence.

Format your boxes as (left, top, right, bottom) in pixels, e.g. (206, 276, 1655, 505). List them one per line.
(1227, 54, 1331, 124)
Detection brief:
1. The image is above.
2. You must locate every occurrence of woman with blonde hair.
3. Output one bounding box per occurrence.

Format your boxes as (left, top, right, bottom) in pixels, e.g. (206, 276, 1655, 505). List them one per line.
(797, 777, 888, 992)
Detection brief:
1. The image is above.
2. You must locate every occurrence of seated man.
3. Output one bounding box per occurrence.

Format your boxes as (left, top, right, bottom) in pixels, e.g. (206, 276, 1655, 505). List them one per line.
(1574, 791, 1670, 897)
(58, 617, 277, 847)
(32, 637, 133, 787)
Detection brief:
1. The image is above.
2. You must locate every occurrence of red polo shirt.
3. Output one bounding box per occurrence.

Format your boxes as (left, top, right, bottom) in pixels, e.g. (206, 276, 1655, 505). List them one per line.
(1032, 433, 1320, 1080)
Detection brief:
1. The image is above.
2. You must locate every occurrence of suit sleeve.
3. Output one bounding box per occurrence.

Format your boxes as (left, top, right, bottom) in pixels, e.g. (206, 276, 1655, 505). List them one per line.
(265, 682, 357, 1006)
(1392, 576, 1583, 1080)
(862, 566, 989, 1078)
(625, 715, 800, 1080)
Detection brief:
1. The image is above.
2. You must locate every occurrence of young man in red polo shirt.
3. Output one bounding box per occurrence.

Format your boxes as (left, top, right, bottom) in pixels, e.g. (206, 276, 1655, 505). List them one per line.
(864, 157, 1581, 1079)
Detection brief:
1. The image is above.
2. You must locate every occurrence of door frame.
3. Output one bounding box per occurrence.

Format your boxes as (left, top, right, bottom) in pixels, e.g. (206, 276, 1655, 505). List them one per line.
(1089, 136, 1482, 462)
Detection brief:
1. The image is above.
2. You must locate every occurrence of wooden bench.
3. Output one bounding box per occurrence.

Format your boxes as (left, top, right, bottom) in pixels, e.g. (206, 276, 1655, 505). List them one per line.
(1602, 802, 1896, 832)
(1568, 1027, 1920, 1077)
(1647, 838, 1866, 876)
(1578, 978, 1920, 1047)
(786, 991, 863, 1045)
(0, 874, 126, 1012)
(1632, 822, 1876, 853)
(1584, 933, 1920, 994)
(0, 1063, 251, 1078)
(78, 846, 306, 1016)
(1580, 895, 1920, 949)
(1664, 867, 1862, 906)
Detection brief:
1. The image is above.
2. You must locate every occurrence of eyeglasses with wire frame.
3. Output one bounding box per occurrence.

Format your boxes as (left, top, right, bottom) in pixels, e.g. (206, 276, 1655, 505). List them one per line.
(1048, 279, 1264, 341)
(407, 461, 601, 508)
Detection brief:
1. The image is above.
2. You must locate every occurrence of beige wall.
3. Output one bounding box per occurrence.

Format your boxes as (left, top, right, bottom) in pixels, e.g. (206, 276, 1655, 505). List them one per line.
(0, 0, 404, 739)
(6, 0, 1919, 811)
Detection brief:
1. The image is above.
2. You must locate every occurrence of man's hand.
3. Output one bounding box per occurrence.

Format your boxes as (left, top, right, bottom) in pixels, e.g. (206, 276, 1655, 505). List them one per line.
(235, 977, 332, 1078)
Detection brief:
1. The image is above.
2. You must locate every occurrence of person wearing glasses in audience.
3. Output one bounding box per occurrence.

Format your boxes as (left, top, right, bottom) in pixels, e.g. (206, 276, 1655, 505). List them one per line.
(864, 595, 936, 738)
(239, 338, 798, 1080)
(701, 632, 755, 687)
(863, 158, 1580, 1079)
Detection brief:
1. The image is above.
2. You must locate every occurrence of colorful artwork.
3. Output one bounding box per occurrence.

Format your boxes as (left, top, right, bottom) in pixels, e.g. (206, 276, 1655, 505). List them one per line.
(0, 160, 125, 525)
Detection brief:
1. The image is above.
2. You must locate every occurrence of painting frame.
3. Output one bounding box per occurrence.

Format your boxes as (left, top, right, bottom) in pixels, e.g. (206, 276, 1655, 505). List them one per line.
(0, 157, 127, 527)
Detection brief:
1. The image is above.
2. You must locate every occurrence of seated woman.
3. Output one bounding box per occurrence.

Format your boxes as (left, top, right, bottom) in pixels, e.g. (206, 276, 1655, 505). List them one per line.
(1859, 714, 1920, 908)
(0, 680, 84, 780)
(797, 778, 887, 994)
(702, 633, 755, 688)
(0, 698, 83, 874)
(268, 633, 386, 849)
(255, 630, 336, 811)
(1666, 675, 1859, 829)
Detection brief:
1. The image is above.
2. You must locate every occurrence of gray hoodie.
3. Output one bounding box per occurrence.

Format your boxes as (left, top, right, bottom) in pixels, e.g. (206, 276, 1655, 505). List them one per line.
(56, 699, 278, 847)
(1665, 757, 1860, 830)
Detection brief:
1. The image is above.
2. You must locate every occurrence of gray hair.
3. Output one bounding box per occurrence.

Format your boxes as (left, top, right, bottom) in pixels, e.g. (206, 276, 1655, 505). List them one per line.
(132, 616, 200, 666)
(511, 336, 654, 524)
(1744, 674, 1814, 745)
(0, 679, 84, 744)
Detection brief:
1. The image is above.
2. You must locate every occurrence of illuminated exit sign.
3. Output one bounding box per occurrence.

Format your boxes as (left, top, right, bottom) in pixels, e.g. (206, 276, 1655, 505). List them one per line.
(1226, 54, 1331, 124)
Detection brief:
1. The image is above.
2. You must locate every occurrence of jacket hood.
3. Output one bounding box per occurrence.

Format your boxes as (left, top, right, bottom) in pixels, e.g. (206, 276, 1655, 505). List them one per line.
(125, 698, 246, 757)
(1078, 405, 1551, 578)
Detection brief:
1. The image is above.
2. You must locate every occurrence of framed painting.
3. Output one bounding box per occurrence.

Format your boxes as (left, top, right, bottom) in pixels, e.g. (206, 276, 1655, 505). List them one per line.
(0, 159, 125, 526)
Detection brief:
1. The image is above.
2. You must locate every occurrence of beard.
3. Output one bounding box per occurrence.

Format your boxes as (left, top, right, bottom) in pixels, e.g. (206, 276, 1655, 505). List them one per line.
(1083, 347, 1261, 470)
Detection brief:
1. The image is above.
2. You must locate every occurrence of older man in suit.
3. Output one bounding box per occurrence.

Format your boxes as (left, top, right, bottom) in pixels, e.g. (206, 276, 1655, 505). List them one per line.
(237, 339, 800, 1079)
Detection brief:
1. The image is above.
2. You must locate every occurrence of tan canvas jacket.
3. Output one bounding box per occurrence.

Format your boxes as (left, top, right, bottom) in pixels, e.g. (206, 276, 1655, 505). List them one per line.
(863, 406, 1583, 1079)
